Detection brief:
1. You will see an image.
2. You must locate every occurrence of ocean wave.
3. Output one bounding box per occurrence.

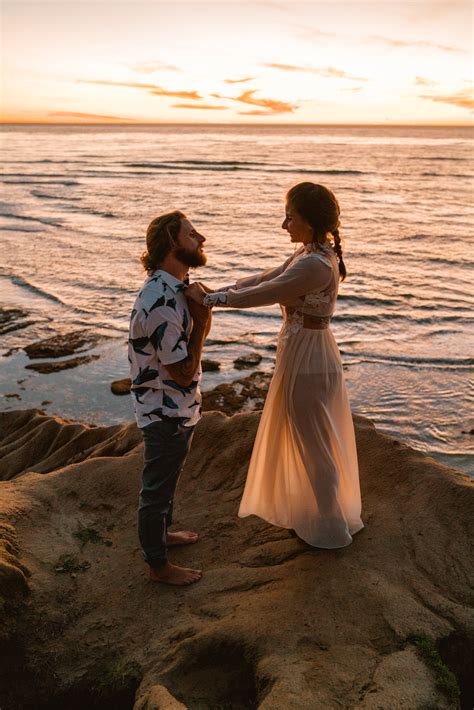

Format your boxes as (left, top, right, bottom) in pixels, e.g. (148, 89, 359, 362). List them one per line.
(408, 156, 467, 162)
(124, 162, 369, 176)
(427, 256, 471, 266)
(334, 312, 473, 324)
(173, 159, 271, 167)
(2, 179, 80, 186)
(3, 159, 80, 165)
(213, 309, 281, 320)
(56, 204, 117, 218)
(31, 190, 82, 202)
(338, 294, 401, 307)
(8, 274, 107, 316)
(0, 226, 42, 233)
(0, 212, 62, 227)
(341, 351, 474, 370)
(421, 172, 473, 178)
(10, 275, 67, 305)
(1, 172, 76, 178)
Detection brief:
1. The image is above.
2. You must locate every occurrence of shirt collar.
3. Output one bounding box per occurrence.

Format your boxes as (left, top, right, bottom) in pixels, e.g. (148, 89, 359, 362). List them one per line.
(150, 269, 187, 293)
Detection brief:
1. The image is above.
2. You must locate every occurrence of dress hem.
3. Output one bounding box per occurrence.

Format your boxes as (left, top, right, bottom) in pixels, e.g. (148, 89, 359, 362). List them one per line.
(238, 511, 364, 550)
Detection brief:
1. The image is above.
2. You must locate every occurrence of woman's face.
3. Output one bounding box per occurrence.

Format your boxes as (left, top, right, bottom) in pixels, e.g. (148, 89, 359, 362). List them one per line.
(282, 201, 313, 244)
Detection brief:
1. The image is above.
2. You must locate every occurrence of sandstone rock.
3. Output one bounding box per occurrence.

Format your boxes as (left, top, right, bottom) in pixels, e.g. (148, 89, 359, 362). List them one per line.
(201, 359, 221, 372)
(111, 378, 132, 395)
(234, 352, 262, 370)
(202, 371, 272, 415)
(0, 410, 472, 708)
(0, 306, 34, 336)
(24, 329, 105, 359)
(25, 354, 99, 373)
(135, 684, 187, 709)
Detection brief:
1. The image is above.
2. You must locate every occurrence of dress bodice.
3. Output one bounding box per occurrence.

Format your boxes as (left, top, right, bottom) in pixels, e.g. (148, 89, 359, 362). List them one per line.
(284, 244, 338, 315)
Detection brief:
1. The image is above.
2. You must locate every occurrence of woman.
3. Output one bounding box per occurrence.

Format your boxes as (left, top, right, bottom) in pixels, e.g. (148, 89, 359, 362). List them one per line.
(187, 182, 363, 548)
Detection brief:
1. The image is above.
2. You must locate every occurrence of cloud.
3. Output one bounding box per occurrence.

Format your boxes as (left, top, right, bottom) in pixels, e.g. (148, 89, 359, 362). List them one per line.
(370, 35, 462, 53)
(210, 89, 296, 114)
(48, 111, 136, 121)
(419, 89, 474, 110)
(224, 77, 256, 84)
(78, 79, 202, 100)
(148, 89, 202, 100)
(415, 76, 437, 87)
(171, 104, 228, 110)
(233, 90, 296, 114)
(263, 63, 367, 82)
(295, 25, 342, 42)
(128, 61, 180, 74)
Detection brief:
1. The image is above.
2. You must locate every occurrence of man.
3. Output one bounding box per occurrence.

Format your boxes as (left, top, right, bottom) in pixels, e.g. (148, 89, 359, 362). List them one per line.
(128, 210, 210, 586)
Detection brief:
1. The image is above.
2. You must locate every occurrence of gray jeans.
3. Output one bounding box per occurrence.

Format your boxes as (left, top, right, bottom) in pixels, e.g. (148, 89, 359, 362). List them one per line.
(138, 419, 195, 569)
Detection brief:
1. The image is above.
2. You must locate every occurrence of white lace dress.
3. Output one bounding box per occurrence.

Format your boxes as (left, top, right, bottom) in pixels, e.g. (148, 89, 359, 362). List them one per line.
(208, 243, 363, 548)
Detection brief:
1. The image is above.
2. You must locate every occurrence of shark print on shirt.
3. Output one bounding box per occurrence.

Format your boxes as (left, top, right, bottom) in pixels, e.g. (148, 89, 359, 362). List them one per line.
(128, 270, 202, 429)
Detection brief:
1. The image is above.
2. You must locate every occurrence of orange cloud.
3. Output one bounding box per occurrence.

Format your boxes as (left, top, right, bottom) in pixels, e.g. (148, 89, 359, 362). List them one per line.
(78, 79, 202, 100)
(210, 90, 295, 114)
(171, 104, 228, 110)
(370, 36, 462, 53)
(148, 89, 202, 100)
(224, 77, 255, 84)
(48, 111, 136, 120)
(415, 76, 437, 87)
(232, 90, 296, 114)
(419, 89, 474, 110)
(264, 63, 367, 82)
(238, 110, 280, 116)
(129, 61, 180, 74)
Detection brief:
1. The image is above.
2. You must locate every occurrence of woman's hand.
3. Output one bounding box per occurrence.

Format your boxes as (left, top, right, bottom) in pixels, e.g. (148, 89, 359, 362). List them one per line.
(185, 282, 206, 305)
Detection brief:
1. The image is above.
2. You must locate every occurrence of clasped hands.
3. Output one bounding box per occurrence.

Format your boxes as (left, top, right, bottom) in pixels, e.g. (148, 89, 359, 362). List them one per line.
(185, 281, 213, 305)
(185, 282, 213, 326)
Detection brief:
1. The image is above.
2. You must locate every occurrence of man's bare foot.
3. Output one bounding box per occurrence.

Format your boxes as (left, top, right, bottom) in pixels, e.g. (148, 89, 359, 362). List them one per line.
(149, 561, 202, 586)
(166, 530, 199, 546)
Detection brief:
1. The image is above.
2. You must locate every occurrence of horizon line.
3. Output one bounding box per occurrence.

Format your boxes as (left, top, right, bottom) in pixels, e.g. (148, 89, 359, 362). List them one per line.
(1, 120, 473, 128)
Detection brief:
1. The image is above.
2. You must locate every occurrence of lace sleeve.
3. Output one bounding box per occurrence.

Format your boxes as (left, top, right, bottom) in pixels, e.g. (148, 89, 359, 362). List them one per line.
(235, 251, 300, 289)
(225, 255, 333, 309)
(203, 292, 229, 307)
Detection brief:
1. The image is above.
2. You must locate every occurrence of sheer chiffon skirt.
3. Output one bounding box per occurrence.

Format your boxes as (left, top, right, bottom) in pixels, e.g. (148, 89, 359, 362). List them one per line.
(238, 325, 364, 548)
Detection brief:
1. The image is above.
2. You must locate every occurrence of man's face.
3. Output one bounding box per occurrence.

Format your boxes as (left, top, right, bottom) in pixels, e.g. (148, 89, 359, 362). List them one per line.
(174, 218, 207, 267)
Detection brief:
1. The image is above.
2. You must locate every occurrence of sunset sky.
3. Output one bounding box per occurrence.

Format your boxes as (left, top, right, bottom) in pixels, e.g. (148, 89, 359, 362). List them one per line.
(1, 0, 473, 125)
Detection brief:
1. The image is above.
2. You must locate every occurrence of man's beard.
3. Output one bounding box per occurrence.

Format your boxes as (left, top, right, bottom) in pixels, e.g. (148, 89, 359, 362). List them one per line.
(175, 246, 207, 268)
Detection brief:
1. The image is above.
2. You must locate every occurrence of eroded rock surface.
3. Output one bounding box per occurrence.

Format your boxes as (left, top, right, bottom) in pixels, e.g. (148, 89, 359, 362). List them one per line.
(24, 330, 105, 359)
(0, 306, 35, 337)
(25, 354, 100, 373)
(234, 352, 262, 370)
(0, 409, 472, 709)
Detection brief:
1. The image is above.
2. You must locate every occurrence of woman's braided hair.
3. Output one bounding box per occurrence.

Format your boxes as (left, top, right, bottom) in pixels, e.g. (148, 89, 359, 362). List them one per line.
(286, 182, 346, 280)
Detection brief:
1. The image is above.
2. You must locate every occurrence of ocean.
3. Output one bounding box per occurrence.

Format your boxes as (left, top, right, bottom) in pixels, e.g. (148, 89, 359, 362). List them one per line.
(0, 124, 473, 474)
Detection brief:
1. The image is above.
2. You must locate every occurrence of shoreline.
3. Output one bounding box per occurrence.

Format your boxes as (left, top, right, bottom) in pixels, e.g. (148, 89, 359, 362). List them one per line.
(1, 313, 473, 475)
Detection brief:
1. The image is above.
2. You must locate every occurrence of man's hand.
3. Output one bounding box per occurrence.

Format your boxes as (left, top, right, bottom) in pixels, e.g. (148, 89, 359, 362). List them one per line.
(186, 297, 210, 327)
(186, 282, 206, 305)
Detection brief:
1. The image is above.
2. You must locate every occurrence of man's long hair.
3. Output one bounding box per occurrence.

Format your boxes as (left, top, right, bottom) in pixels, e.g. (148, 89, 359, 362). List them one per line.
(141, 210, 186, 275)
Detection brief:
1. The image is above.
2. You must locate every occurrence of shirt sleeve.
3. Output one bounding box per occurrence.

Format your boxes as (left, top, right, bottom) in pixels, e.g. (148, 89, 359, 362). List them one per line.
(223, 254, 334, 309)
(144, 305, 189, 365)
(234, 251, 299, 290)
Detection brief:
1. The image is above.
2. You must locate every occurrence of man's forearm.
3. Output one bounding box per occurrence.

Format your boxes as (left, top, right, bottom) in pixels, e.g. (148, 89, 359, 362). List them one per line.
(184, 320, 207, 378)
(165, 320, 207, 386)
